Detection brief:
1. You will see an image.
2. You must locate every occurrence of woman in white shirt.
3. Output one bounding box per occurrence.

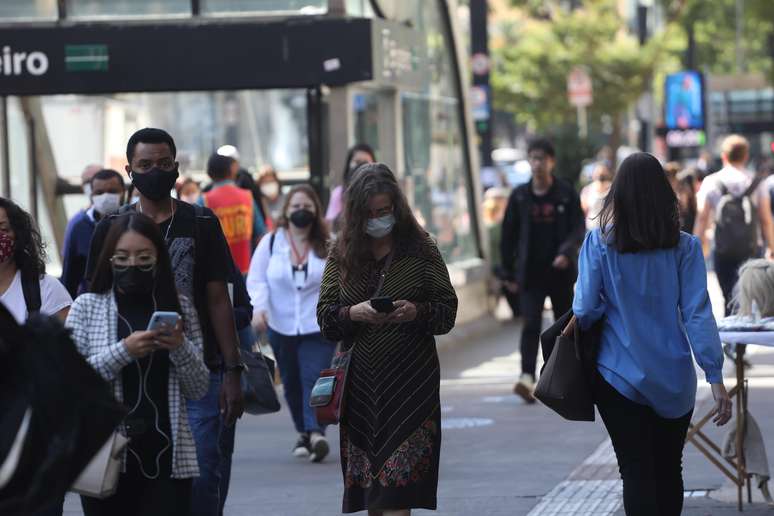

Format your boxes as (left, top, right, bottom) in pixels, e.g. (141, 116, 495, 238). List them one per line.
(0, 198, 72, 324)
(246, 184, 334, 463)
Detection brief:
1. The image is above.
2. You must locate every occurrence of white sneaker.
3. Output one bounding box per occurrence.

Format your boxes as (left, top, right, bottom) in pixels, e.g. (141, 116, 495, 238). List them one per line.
(308, 433, 329, 463)
(292, 434, 310, 458)
(514, 373, 536, 404)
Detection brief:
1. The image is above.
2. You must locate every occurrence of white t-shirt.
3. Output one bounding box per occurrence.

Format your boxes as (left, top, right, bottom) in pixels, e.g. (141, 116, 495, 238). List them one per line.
(0, 271, 73, 323)
(697, 165, 766, 211)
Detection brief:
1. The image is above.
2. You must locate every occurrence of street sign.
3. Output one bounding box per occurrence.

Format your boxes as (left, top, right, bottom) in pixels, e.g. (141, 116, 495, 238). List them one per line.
(471, 52, 490, 76)
(567, 67, 593, 107)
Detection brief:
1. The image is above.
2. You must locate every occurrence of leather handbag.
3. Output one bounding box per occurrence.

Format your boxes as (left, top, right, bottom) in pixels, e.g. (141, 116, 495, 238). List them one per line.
(240, 347, 281, 416)
(534, 314, 596, 422)
(310, 350, 352, 425)
(310, 251, 394, 425)
(70, 430, 129, 498)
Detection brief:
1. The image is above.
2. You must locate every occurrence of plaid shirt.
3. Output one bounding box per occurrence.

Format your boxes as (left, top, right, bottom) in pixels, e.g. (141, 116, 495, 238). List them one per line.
(65, 292, 209, 478)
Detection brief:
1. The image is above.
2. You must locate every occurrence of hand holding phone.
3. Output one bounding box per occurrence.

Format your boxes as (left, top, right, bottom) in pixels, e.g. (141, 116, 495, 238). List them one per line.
(147, 311, 181, 335)
(370, 297, 396, 314)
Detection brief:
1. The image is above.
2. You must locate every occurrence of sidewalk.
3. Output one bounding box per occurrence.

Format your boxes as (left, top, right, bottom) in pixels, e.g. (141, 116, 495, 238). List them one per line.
(613, 339, 774, 515)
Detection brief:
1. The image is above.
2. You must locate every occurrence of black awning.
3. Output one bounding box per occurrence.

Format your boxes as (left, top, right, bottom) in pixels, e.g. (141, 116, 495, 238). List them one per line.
(0, 16, 374, 95)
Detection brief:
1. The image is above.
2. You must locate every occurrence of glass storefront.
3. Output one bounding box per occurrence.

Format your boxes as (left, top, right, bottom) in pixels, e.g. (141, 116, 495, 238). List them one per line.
(0, 0, 57, 20)
(352, 91, 381, 159)
(39, 89, 308, 185)
(400, 1, 478, 263)
(201, 0, 327, 14)
(66, 0, 191, 18)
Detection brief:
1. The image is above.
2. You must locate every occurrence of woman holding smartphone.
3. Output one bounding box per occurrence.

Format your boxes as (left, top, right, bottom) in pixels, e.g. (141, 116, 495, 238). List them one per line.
(573, 153, 731, 516)
(66, 212, 208, 516)
(246, 184, 334, 463)
(317, 164, 458, 515)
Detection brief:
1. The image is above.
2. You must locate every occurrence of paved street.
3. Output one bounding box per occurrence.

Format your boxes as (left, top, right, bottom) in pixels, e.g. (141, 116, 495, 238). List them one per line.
(64, 296, 774, 515)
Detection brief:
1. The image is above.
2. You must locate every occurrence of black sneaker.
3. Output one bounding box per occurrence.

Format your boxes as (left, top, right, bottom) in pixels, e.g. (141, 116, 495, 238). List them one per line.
(309, 433, 329, 463)
(292, 434, 310, 458)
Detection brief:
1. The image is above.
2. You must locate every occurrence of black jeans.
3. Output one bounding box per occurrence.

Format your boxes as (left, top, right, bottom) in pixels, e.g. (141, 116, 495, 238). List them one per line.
(80, 466, 192, 516)
(714, 253, 746, 316)
(594, 374, 693, 516)
(519, 272, 574, 377)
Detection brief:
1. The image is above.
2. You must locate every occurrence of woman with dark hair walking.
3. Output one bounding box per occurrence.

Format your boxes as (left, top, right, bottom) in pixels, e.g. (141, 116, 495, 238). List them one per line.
(317, 163, 458, 515)
(67, 212, 208, 516)
(573, 152, 732, 516)
(246, 184, 335, 462)
(0, 197, 72, 323)
(325, 143, 376, 228)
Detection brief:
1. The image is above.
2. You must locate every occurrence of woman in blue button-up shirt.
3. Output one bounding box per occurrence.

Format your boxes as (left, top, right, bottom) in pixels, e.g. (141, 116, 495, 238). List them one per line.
(573, 152, 732, 516)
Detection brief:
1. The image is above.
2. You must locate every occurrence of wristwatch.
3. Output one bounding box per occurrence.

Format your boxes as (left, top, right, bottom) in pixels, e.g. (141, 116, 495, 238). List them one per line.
(224, 362, 247, 374)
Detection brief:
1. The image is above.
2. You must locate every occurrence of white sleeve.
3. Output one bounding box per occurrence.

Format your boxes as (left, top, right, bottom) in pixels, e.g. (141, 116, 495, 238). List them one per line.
(40, 274, 73, 316)
(246, 232, 272, 315)
(696, 175, 717, 212)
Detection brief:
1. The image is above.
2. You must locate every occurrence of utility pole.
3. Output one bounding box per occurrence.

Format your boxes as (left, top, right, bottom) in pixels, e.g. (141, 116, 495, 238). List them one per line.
(637, 2, 651, 152)
(470, 0, 493, 167)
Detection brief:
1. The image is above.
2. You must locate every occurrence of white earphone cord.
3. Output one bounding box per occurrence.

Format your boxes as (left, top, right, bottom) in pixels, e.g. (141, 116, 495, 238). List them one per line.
(117, 293, 171, 481)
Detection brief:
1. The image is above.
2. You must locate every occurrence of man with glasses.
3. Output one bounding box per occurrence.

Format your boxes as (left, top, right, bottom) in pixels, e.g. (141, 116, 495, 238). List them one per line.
(86, 128, 244, 516)
(500, 137, 585, 403)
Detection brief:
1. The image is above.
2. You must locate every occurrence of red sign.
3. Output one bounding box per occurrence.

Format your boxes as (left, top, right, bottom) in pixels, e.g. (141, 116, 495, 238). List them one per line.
(567, 67, 592, 107)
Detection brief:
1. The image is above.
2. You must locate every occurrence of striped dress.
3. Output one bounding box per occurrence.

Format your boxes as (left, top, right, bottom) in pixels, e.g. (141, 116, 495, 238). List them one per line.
(317, 236, 458, 513)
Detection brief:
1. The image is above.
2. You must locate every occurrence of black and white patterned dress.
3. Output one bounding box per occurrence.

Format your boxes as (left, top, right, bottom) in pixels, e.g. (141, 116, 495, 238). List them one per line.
(317, 236, 458, 513)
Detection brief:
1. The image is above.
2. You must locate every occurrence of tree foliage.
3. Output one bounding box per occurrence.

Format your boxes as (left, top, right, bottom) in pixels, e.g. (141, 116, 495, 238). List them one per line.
(491, 0, 671, 132)
(665, 0, 773, 81)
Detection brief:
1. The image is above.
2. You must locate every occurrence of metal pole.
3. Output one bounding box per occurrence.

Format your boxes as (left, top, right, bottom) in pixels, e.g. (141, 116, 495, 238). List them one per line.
(27, 113, 38, 221)
(1, 97, 10, 198)
(577, 105, 588, 139)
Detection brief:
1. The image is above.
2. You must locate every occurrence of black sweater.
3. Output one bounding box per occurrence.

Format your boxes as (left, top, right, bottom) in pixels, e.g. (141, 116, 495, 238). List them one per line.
(499, 177, 585, 287)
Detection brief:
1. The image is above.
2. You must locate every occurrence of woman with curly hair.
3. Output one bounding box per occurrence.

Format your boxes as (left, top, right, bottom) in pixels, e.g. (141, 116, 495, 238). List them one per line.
(0, 197, 72, 323)
(317, 163, 458, 515)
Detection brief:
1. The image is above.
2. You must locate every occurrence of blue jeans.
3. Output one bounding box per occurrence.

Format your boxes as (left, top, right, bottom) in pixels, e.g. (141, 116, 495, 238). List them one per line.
(268, 329, 336, 434)
(237, 324, 257, 352)
(187, 371, 236, 516)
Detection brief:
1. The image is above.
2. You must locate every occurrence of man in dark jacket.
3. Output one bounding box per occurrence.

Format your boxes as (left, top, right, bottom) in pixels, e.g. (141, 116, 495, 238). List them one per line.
(500, 137, 585, 403)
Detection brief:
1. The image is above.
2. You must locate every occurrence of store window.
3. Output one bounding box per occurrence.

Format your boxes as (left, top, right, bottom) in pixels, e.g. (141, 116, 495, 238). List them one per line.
(200, 0, 326, 15)
(0, 0, 57, 20)
(37, 88, 308, 237)
(402, 1, 477, 262)
(66, 0, 191, 18)
(353, 92, 380, 158)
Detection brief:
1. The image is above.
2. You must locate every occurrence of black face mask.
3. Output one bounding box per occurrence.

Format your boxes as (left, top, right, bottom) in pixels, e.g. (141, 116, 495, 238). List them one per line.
(289, 209, 315, 229)
(131, 166, 179, 202)
(113, 266, 155, 295)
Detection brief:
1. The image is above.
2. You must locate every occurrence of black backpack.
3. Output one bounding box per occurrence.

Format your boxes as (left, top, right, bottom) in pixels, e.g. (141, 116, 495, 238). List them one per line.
(714, 177, 762, 262)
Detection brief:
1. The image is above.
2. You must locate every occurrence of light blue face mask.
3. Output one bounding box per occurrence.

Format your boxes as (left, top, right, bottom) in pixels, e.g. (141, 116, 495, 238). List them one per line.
(366, 214, 396, 238)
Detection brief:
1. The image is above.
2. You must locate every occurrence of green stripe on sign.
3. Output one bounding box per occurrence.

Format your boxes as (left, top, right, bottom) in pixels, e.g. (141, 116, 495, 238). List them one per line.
(65, 45, 109, 72)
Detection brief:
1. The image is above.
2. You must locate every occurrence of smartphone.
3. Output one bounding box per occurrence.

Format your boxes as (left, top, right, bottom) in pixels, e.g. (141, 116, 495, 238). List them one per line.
(370, 296, 396, 314)
(147, 311, 181, 334)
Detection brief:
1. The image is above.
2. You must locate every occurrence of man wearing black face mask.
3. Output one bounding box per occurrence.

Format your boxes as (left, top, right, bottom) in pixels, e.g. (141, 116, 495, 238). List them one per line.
(86, 128, 245, 516)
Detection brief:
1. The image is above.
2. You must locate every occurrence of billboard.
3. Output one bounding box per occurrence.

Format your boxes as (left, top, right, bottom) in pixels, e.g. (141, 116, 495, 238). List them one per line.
(664, 70, 705, 130)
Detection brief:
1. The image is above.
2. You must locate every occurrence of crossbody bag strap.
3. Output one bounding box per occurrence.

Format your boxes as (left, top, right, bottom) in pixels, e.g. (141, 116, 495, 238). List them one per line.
(373, 251, 395, 297)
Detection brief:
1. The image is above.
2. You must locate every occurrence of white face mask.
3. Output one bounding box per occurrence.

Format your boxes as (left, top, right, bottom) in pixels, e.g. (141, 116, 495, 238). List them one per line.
(180, 193, 200, 204)
(366, 214, 396, 238)
(92, 192, 122, 215)
(261, 182, 280, 199)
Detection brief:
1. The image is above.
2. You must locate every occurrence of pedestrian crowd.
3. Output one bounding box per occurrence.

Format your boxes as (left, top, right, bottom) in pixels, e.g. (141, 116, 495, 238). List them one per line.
(1, 127, 771, 516)
(0, 130, 456, 516)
